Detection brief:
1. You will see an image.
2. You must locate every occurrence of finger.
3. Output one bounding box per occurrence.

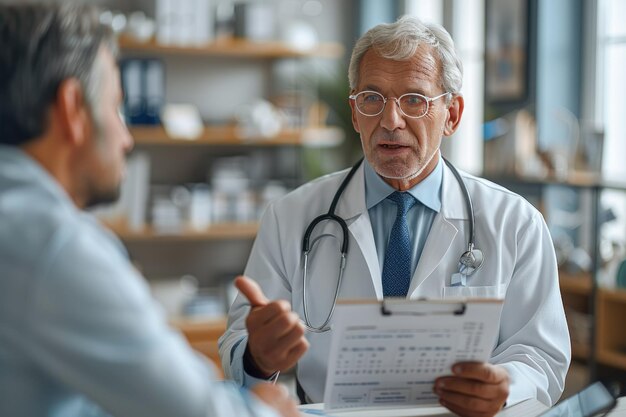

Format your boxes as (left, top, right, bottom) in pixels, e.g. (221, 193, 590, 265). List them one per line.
(249, 328, 309, 371)
(435, 376, 502, 401)
(436, 388, 494, 415)
(270, 322, 307, 355)
(235, 275, 269, 307)
(452, 362, 508, 384)
(246, 300, 292, 328)
(264, 310, 305, 339)
(262, 339, 309, 372)
(252, 319, 306, 357)
(283, 338, 309, 364)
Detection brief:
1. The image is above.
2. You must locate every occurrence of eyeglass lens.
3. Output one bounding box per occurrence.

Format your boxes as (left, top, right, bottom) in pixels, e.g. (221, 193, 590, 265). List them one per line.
(354, 91, 429, 118)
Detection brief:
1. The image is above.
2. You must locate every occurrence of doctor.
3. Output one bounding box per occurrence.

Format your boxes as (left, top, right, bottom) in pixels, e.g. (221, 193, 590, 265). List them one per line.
(220, 15, 570, 417)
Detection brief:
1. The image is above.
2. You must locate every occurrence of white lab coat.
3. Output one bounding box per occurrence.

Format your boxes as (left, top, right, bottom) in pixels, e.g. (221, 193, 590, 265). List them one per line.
(219, 162, 570, 407)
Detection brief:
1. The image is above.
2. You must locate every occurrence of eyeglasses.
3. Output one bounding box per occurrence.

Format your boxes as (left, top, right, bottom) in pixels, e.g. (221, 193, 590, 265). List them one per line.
(349, 90, 450, 119)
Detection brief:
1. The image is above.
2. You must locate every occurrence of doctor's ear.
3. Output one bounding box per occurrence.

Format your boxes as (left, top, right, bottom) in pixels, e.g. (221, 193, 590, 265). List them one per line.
(349, 92, 361, 134)
(443, 94, 464, 136)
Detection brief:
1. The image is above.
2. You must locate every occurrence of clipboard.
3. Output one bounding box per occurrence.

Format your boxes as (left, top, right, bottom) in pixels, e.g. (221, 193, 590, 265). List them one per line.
(322, 298, 504, 411)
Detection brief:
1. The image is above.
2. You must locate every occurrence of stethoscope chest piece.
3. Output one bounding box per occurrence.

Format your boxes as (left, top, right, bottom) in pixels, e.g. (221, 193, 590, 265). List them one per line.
(458, 245, 484, 276)
(452, 247, 484, 287)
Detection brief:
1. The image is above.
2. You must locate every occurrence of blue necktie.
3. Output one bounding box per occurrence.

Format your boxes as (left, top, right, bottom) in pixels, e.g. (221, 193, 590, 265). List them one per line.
(382, 191, 417, 297)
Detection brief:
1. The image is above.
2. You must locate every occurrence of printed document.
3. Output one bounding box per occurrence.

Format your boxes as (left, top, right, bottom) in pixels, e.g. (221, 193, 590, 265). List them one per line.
(322, 298, 504, 411)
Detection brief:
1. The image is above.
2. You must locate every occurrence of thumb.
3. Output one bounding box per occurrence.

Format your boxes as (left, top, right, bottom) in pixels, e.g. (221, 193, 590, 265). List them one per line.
(235, 275, 269, 307)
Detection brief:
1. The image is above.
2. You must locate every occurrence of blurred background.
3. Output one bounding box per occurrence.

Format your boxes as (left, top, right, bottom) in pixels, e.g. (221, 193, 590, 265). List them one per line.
(5, 0, 626, 399)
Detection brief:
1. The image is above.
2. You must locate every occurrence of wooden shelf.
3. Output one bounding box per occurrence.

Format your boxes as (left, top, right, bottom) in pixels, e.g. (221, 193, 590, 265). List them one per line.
(597, 349, 626, 371)
(559, 272, 593, 296)
(598, 287, 626, 303)
(105, 221, 258, 242)
(485, 173, 626, 191)
(129, 125, 344, 148)
(119, 35, 344, 59)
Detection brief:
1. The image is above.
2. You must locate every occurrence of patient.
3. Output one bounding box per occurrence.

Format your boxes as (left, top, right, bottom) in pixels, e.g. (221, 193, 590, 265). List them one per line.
(0, 3, 297, 417)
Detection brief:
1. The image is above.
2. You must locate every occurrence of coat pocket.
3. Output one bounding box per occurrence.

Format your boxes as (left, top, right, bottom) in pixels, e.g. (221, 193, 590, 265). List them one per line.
(442, 285, 505, 299)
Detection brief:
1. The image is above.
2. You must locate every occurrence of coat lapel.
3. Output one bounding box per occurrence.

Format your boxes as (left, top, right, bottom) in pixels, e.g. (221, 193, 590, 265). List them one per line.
(407, 215, 457, 296)
(407, 162, 469, 297)
(334, 163, 383, 299)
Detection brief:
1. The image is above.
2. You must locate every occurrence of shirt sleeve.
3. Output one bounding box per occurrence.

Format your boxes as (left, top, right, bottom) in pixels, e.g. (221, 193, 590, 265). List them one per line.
(491, 212, 571, 407)
(19, 221, 279, 417)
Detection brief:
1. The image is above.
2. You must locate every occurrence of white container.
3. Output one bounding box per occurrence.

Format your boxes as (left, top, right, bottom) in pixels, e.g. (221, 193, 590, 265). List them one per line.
(235, 190, 255, 223)
(151, 197, 182, 234)
(212, 190, 231, 223)
(150, 275, 198, 317)
(189, 185, 212, 230)
(155, 0, 175, 45)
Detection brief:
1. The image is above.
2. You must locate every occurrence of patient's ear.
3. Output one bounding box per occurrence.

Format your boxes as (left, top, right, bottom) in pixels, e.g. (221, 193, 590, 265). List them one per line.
(443, 94, 464, 136)
(55, 78, 91, 146)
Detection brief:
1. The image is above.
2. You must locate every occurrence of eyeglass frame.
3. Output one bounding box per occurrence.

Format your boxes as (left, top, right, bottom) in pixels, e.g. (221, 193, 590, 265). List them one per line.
(348, 90, 451, 119)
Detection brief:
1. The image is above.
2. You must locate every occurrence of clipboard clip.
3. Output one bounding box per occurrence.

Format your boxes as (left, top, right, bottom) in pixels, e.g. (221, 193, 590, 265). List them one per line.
(380, 300, 467, 317)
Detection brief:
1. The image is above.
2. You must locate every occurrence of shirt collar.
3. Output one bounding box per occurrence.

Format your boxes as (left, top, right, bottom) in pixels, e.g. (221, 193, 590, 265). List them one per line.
(364, 156, 443, 213)
(0, 144, 75, 207)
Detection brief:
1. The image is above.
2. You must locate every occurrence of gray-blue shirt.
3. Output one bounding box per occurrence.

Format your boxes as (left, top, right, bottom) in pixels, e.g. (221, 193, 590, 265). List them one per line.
(363, 158, 442, 277)
(0, 145, 278, 417)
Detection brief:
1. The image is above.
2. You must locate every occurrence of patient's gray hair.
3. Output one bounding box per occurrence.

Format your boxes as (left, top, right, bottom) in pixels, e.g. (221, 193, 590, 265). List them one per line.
(0, 3, 116, 146)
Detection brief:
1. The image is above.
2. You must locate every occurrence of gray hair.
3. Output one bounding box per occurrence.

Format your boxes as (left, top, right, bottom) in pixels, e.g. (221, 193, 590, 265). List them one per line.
(348, 15, 463, 95)
(0, 3, 117, 146)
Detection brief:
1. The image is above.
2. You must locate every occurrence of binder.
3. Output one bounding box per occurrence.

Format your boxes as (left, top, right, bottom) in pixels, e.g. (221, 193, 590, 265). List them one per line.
(120, 59, 164, 126)
(323, 298, 504, 411)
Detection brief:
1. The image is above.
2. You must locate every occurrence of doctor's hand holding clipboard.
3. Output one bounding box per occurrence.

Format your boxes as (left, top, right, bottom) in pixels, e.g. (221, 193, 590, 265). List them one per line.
(235, 276, 310, 381)
(433, 362, 510, 417)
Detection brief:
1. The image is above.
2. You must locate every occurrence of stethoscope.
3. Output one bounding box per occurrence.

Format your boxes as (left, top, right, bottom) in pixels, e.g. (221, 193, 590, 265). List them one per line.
(301, 157, 484, 333)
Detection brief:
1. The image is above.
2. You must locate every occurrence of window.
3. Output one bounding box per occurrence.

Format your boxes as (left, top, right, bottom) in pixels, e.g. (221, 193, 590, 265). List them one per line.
(404, 0, 485, 174)
(597, 0, 626, 181)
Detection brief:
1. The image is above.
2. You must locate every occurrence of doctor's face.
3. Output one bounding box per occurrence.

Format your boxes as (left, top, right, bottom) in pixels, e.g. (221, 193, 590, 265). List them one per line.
(350, 45, 463, 191)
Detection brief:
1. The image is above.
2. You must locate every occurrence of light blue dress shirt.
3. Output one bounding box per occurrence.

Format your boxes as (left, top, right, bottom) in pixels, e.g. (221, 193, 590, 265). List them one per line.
(364, 157, 442, 278)
(0, 145, 279, 417)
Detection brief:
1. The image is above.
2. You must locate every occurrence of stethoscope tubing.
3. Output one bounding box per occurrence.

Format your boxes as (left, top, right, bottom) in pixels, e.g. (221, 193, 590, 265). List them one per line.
(300, 157, 480, 333)
(301, 160, 362, 332)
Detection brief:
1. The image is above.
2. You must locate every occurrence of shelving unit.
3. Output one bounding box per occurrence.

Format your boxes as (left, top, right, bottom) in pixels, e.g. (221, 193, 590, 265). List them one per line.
(113, 34, 344, 367)
(487, 174, 626, 381)
(117, 36, 344, 246)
